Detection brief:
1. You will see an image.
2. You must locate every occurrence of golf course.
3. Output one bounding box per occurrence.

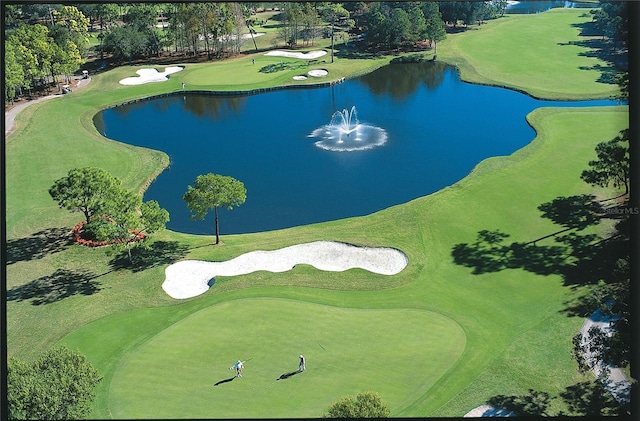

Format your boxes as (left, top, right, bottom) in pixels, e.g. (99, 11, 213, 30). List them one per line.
(5, 7, 629, 418)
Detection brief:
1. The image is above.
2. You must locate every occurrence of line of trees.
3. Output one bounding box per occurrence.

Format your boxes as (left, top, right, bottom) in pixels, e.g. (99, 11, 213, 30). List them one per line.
(5, 5, 88, 101)
(361, 2, 446, 52)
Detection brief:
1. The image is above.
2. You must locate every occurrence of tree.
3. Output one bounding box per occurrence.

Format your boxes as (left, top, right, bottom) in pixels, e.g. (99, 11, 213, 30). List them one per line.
(8, 347, 102, 420)
(53, 5, 90, 58)
(241, 4, 259, 52)
(105, 197, 170, 265)
(183, 173, 246, 244)
(9, 24, 55, 93)
(4, 38, 25, 102)
(388, 7, 412, 49)
(49, 167, 169, 262)
(318, 3, 349, 62)
(49, 167, 121, 224)
(580, 129, 630, 195)
(93, 3, 120, 59)
(325, 391, 391, 418)
(406, 3, 427, 44)
(422, 2, 446, 55)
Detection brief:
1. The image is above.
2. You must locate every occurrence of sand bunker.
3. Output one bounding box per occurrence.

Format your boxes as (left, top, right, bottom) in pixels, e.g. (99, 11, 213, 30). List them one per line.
(119, 66, 183, 85)
(308, 69, 328, 77)
(293, 75, 308, 80)
(162, 241, 408, 299)
(464, 405, 515, 417)
(265, 50, 327, 59)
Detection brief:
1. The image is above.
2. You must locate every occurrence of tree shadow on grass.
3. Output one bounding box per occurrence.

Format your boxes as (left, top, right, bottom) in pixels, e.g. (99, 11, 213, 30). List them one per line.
(451, 195, 630, 288)
(258, 61, 307, 74)
(108, 240, 189, 272)
(559, 23, 628, 84)
(560, 381, 629, 416)
(486, 381, 626, 416)
(537, 195, 604, 230)
(5, 227, 74, 264)
(487, 389, 551, 416)
(6, 268, 103, 305)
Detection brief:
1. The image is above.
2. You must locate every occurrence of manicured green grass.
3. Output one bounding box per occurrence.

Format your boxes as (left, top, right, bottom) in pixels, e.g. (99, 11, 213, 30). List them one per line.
(63, 299, 465, 418)
(438, 9, 621, 100)
(6, 8, 628, 418)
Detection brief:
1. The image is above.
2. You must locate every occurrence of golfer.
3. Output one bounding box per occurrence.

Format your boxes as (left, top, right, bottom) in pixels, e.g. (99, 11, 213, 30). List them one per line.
(298, 354, 306, 372)
(230, 360, 244, 377)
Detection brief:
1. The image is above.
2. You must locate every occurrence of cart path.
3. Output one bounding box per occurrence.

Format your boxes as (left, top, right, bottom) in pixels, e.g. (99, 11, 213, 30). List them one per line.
(5, 76, 92, 136)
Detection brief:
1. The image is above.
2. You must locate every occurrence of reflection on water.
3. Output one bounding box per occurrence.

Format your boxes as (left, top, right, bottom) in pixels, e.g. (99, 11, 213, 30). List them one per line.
(355, 60, 450, 99)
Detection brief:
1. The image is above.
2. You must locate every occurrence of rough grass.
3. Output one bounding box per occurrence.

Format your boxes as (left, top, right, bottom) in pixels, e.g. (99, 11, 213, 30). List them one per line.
(5, 7, 629, 418)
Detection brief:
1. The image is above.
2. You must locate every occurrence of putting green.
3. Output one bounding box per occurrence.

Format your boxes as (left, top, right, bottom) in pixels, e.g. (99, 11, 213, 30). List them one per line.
(104, 298, 464, 418)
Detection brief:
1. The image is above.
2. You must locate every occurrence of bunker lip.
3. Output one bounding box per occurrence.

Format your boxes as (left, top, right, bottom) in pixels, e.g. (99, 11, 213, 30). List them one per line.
(162, 240, 409, 299)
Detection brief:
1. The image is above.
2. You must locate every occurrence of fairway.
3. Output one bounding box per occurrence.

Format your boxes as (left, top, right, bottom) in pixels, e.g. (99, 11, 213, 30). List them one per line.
(68, 299, 464, 418)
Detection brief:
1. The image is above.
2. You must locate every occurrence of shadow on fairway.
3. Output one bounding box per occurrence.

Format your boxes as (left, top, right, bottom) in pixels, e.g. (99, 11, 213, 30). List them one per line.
(277, 370, 302, 380)
(451, 195, 630, 288)
(109, 240, 189, 272)
(486, 381, 627, 416)
(6, 268, 103, 305)
(214, 377, 236, 386)
(6, 227, 74, 264)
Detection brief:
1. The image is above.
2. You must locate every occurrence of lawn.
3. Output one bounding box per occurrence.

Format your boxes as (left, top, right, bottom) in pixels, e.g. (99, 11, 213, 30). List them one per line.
(63, 299, 465, 418)
(6, 8, 628, 418)
(437, 9, 621, 100)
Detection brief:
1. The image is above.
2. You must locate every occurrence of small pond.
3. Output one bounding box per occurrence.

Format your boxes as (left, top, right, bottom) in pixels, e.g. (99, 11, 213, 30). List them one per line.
(505, 1, 597, 14)
(95, 62, 614, 235)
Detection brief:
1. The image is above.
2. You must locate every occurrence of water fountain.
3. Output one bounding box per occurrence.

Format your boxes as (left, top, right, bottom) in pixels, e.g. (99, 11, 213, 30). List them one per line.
(309, 106, 387, 151)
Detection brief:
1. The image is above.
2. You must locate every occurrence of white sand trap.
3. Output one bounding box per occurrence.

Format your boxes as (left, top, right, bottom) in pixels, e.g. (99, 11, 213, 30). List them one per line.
(293, 75, 308, 80)
(308, 69, 328, 77)
(464, 405, 516, 417)
(119, 66, 183, 85)
(265, 50, 327, 59)
(243, 32, 265, 39)
(162, 241, 408, 299)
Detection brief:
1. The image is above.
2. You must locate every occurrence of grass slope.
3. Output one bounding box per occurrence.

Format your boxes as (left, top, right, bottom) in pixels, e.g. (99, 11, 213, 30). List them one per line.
(438, 9, 621, 100)
(6, 7, 629, 418)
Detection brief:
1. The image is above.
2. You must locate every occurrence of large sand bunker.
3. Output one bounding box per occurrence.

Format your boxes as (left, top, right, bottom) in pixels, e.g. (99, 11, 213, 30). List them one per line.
(162, 241, 408, 299)
(265, 50, 327, 59)
(119, 66, 183, 85)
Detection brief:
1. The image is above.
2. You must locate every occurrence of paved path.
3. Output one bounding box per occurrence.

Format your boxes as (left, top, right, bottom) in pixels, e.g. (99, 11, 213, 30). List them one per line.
(579, 309, 632, 405)
(5, 77, 92, 136)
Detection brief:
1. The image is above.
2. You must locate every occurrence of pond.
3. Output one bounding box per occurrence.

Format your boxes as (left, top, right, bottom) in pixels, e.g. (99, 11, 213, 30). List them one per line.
(505, 1, 597, 14)
(95, 62, 614, 235)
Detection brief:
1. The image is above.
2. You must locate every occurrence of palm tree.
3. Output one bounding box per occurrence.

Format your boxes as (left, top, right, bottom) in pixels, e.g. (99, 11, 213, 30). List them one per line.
(242, 4, 258, 52)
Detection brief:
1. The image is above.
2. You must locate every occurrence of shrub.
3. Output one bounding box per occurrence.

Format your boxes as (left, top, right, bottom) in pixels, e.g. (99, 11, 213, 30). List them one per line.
(324, 391, 391, 418)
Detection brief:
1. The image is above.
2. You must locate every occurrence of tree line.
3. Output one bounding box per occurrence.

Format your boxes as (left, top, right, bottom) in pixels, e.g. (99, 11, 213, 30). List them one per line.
(4, 1, 629, 104)
(5, 5, 88, 100)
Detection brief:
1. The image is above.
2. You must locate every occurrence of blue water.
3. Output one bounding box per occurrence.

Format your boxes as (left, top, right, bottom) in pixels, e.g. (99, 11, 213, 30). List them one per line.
(505, 1, 596, 14)
(96, 62, 614, 235)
